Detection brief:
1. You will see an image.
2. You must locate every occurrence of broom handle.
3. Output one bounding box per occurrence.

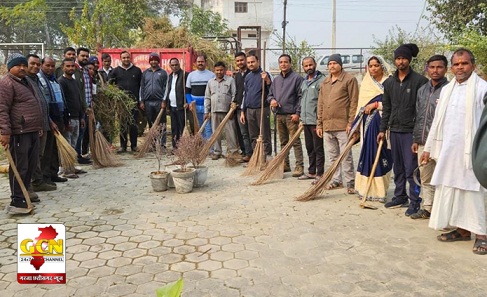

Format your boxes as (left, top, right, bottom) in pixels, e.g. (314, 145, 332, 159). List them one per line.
(360, 139, 384, 205)
(5, 147, 32, 209)
(198, 118, 209, 135)
(183, 51, 188, 129)
(259, 77, 265, 137)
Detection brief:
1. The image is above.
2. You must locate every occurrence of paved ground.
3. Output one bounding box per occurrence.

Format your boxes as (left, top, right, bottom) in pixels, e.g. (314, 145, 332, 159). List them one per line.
(1, 148, 487, 297)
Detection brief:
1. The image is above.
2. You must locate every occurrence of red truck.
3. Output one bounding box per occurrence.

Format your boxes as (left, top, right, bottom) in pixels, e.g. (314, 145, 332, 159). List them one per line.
(99, 47, 196, 72)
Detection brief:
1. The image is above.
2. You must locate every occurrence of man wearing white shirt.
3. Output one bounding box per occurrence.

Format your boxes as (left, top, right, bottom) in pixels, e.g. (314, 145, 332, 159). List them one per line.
(422, 48, 487, 255)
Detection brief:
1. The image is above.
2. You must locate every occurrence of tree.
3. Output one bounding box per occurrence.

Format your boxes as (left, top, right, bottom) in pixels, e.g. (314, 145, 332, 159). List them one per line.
(273, 32, 316, 73)
(372, 26, 448, 73)
(426, 1, 487, 40)
(180, 5, 229, 37)
(0, 0, 47, 43)
(61, 0, 148, 51)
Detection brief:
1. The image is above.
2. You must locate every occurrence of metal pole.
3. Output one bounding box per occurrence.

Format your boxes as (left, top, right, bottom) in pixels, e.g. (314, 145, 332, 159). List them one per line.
(282, 0, 288, 54)
(332, 0, 336, 53)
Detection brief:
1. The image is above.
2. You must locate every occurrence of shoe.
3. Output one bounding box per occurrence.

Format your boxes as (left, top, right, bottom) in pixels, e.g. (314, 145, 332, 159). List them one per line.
(292, 166, 304, 177)
(384, 197, 409, 208)
(211, 154, 221, 160)
(10, 199, 28, 208)
(242, 156, 250, 162)
(28, 190, 40, 202)
(405, 203, 421, 217)
(410, 209, 431, 220)
(75, 168, 87, 174)
(117, 148, 127, 154)
(78, 156, 92, 164)
(284, 165, 291, 173)
(62, 173, 79, 179)
(131, 147, 138, 153)
(32, 182, 56, 192)
(51, 176, 68, 183)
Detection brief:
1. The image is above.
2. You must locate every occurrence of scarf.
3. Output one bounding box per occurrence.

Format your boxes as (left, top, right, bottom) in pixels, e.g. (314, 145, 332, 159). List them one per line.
(356, 56, 390, 116)
(429, 72, 479, 169)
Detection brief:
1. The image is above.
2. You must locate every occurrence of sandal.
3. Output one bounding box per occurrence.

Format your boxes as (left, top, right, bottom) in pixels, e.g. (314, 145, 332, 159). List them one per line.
(326, 181, 343, 190)
(311, 176, 322, 185)
(473, 238, 487, 255)
(347, 187, 356, 195)
(437, 229, 471, 242)
(298, 173, 315, 180)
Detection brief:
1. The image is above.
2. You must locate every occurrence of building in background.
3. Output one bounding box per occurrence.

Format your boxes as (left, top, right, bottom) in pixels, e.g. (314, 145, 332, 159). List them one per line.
(193, 0, 274, 52)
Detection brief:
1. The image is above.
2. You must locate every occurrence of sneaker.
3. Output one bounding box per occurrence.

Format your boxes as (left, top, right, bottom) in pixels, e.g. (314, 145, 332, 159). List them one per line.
(28, 190, 40, 202)
(51, 176, 68, 183)
(78, 156, 92, 164)
(117, 148, 127, 154)
(410, 209, 431, 219)
(384, 196, 409, 208)
(292, 165, 304, 177)
(32, 182, 56, 192)
(10, 199, 28, 208)
(405, 203, 421, 217)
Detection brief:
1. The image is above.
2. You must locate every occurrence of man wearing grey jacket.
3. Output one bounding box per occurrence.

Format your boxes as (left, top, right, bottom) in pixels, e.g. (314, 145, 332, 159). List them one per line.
(268, 54, 304, 177)
(299, 57, 325, 181)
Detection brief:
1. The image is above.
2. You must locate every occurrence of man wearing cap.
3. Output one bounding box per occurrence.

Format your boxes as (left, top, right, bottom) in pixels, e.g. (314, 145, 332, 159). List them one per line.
(141, 53, 168, 135)
(316, 54, 359, 194)
(0, 53, 43, 209)
(377, 44, 428, 216)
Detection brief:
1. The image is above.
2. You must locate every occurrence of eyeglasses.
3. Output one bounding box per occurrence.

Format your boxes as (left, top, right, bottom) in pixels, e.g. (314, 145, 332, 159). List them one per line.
(170, 64, 179, 67)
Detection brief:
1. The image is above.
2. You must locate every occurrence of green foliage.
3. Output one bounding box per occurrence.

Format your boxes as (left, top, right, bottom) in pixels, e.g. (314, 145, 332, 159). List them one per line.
(273, 33, 316, 72)
(426, 0, 487, 40)
(0, 0, 47, 43)
(450, 30, 487, 75)
(372, 26, 448, 73)
(95, 84, 137, 141)
(156, 279, 184, 297)
(61, 0, 148, 50)
(180, 5, 230, 37)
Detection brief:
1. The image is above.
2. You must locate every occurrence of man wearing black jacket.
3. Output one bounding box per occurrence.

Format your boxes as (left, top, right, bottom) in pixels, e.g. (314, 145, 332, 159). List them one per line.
(165, 58, 190, 149)
(377, 44, 428, 216)
(109, 51, 142, 153)
(234, 52, 252, 161)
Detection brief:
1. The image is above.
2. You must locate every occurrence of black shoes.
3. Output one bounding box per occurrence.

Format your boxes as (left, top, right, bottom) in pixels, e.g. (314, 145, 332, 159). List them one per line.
(51, 176, 68, 183)
(78, 156, 92, 164)
(384, 197, 409, 208)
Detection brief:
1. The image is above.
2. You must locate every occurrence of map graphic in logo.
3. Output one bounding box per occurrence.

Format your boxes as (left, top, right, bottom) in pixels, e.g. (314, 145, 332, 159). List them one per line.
(17, 224, 66, 284)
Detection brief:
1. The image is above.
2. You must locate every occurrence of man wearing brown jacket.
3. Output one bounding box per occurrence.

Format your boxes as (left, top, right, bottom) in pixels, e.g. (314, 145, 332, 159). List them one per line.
(316, 54, 359, 193)
(0, 53, 43, 209)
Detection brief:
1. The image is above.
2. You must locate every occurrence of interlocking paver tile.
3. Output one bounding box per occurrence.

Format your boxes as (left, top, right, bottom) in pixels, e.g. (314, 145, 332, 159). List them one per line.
(132, 255, 158, 265)
(107, 257, 132, 268)
(106, 283, 137, 295)
(79, 258, 107, 269)
(198, 260, 223, 271)
(73, 251, 97, 261)
(113, 242, 138, 252)
(163, 238, 184, 247)
(116, 265, 142, 276)
(106, 236, 129, 244)
(126, 272, 154, 285)
(153, 271, 181, 283)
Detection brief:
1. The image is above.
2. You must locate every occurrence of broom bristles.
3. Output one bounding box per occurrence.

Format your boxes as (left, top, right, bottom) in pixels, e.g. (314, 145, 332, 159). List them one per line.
(252, 124, 303, 185)
(53, 131, 77, 173)
(241, 137, 266, 176)
(296, 133, 358, 201)
(198, 104, 237, 164)
(93, 130, 122, 168)
(136, 108, 166, 158)
(225, 151, 242, 167)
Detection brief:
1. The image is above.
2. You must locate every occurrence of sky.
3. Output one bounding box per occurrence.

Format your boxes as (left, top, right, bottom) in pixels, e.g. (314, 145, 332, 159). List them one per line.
(272, 0, 433, 49)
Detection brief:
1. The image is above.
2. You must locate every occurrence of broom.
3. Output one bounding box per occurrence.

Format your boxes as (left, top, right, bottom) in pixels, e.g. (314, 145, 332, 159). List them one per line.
(241, 77, 267, 176)
(53, 130, 77, 173)
(136, 107, 166, 158)
(198, 118, 209, 135)
(190, 101, 200, 135)
(359, 138, 383, 210)
(197, 103, 238, 164)
(252, 123, 304, 185)
(89, 110, 122, 168)
(296, 112, 364, 202)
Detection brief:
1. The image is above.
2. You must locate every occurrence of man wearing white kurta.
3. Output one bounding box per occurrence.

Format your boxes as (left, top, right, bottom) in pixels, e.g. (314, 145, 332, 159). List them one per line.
(422, 48, 487, 255)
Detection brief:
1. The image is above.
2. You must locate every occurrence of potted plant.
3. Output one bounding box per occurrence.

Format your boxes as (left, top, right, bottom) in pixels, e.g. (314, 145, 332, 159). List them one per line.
(187, 133, 209, 188)
(148, 124, 168, 192)
(171, 134, 197, 194)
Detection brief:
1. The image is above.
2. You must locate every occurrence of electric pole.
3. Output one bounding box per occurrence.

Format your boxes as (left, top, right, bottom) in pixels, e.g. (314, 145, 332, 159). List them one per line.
(282, 0, 288, 54)
(332, 0, 336, 53)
